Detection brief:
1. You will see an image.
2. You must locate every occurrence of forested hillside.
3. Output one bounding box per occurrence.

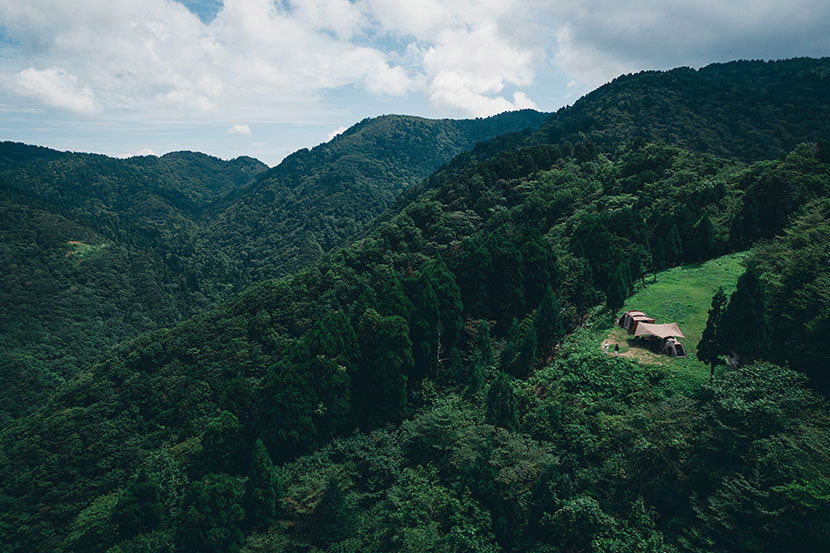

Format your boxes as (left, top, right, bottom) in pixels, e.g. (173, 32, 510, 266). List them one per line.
(0, 110, 546, 387)
(1, 58, 829, 553)
(2, 134, 827, 551)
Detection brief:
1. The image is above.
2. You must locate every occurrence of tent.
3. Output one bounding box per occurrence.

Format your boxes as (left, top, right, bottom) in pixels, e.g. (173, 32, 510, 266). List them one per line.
(618, 310, 648, 330)
(633, 322, 685, 339)
(628, 315, 657, 333)
(661, 338, 687, 357)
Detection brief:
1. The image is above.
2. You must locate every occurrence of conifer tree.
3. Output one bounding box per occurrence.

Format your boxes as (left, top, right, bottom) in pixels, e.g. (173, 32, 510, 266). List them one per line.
(408, 273, 440, 383)
(719, 265, 771, 365)
(475, 320, 494, 366)
(466, 349, 486, 398)
(666, 224, 684, 266)
(111, 467, 164, 540)
(606, 265, 628, 314)
(511, 321, 538, 378)
(311, 476, 353, 548)
(356, 309, 411, 425)
(498, 318, 520, 375)
(535, 286, 564, 359)
(691, 213, 715, 262)
(428, 259, 464, 352)
(378, 274, 413, 319)
(200, 410, 243, 475)
(486, 372, 519, 431)
(176, 474, 244, 553)
(698, 287, 727, 383)
(444, 346, 464, 386)
(243, 439, 283, 530)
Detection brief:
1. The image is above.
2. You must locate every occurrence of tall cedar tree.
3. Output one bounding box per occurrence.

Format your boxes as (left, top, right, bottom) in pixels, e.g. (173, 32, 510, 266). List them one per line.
(444, 346, 464, 386)
(698, 287, 727, 382)
(111, 467, 164, 540)
(487, 228, 525, 334)
(498, 318, 520, 375)
(378, 273, 413, 319)
(520, 229, 560, 309)
(176, 474, 244, 553)
(259, 364, 318, 462)
(311, 476, 353, 548)
(448, 234, 492, 316)
(356, 309, 411, 425)
(427, 259, 464, 352)
(243, 439, 283, 530)
(288, 311, 357, 440)
(535, 286, 564, 358)
(407, 273, 440, 383)
(719, 264, 771, 365)
(691, 213, 715, 261)
(199, 411, 243, 475)
(475, 320, 494, 366)
(486, 372, 519, 431)
(466, 349, 486, 398)
(666, 224, 684, 266)
(511, 320, 538, 378)
(606, 264, 628, 313)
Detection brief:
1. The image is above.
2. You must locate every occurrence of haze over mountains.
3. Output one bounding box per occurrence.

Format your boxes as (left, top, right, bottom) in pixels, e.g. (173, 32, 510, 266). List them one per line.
(1, 58, 829, 553)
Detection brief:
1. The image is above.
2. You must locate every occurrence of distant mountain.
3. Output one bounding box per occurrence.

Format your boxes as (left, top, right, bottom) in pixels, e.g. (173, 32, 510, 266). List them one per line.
(0, 110, 548, 386)
(539, 57, 830, 161)
(200, 110, 550, 282)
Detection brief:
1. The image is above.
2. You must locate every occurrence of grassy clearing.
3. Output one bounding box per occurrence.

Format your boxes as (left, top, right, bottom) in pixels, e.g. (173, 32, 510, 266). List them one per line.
(591, 252, 747, 389)
(65, 240, 108, 262)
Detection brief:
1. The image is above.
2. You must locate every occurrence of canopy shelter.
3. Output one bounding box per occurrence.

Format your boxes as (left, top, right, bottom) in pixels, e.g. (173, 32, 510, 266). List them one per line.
(633, 322, 685, 339)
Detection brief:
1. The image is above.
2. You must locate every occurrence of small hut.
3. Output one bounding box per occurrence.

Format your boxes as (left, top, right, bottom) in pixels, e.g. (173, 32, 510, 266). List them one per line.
(618, 310, 654, 331)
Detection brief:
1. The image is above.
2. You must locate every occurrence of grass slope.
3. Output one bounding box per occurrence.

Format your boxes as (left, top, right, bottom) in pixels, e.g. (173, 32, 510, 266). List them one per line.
(597, 252, 747, 387)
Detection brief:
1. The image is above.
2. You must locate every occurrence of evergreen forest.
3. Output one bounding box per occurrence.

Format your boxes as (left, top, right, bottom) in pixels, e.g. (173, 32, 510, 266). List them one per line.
(1, 57, 829, 553)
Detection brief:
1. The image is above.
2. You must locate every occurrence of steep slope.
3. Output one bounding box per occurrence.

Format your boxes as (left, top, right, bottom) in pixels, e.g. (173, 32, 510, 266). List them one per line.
(539, 57, 830, 161)
(200, 110, 549, 282)
(3, 137, 826, 552)
(0, 110, 546, 380)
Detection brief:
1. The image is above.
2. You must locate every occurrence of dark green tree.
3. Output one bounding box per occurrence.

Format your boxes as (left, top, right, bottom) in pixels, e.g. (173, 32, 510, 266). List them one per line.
(511, 321, 538, 379)
(356, 309, 411, 425)
(475, 320, 494, 366)
(378, 273, 413, 319)
(606, 264, 628, 314)
(520, 229, 560, 309)
(111, 467, 164, 540)
(666, 224, 684, 266)
(199, 411, 243, 475)
(698, 287, 727, 382)
(243, 439, 283, 530)
(259, 364, 318, 462)
(466, 349, 486, 398)
(498, 318, 520, 375)
(487, 228, 525, 333)
(448, 234, 492, 316)
(691, 213, 715, 262)
(427, 259, 464, 352)
(535, 286, 564, 359)
(407, 273, 440, 383)
(486, 372, 519, 431)
(176, 474, 244, 553)
(444, 346, 464, 386)
(720, 265, 771, 365)
(310, 476, 353, 548)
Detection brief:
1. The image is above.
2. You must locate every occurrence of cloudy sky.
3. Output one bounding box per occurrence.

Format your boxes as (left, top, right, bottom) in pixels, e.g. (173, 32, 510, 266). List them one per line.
(1, 1, 828, 165)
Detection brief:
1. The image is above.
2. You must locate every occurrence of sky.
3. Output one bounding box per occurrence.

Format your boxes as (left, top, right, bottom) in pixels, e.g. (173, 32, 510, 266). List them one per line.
(0, 1, 828, 166)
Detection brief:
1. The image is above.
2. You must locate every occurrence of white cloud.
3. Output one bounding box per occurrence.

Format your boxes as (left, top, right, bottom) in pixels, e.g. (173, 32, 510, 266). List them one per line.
(0, 0, 827, 150)
(14, 67, 98, 114)
(327, 125, 348, 141)
(227, 123, 252, 135)
(116, 147, 156, 158)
